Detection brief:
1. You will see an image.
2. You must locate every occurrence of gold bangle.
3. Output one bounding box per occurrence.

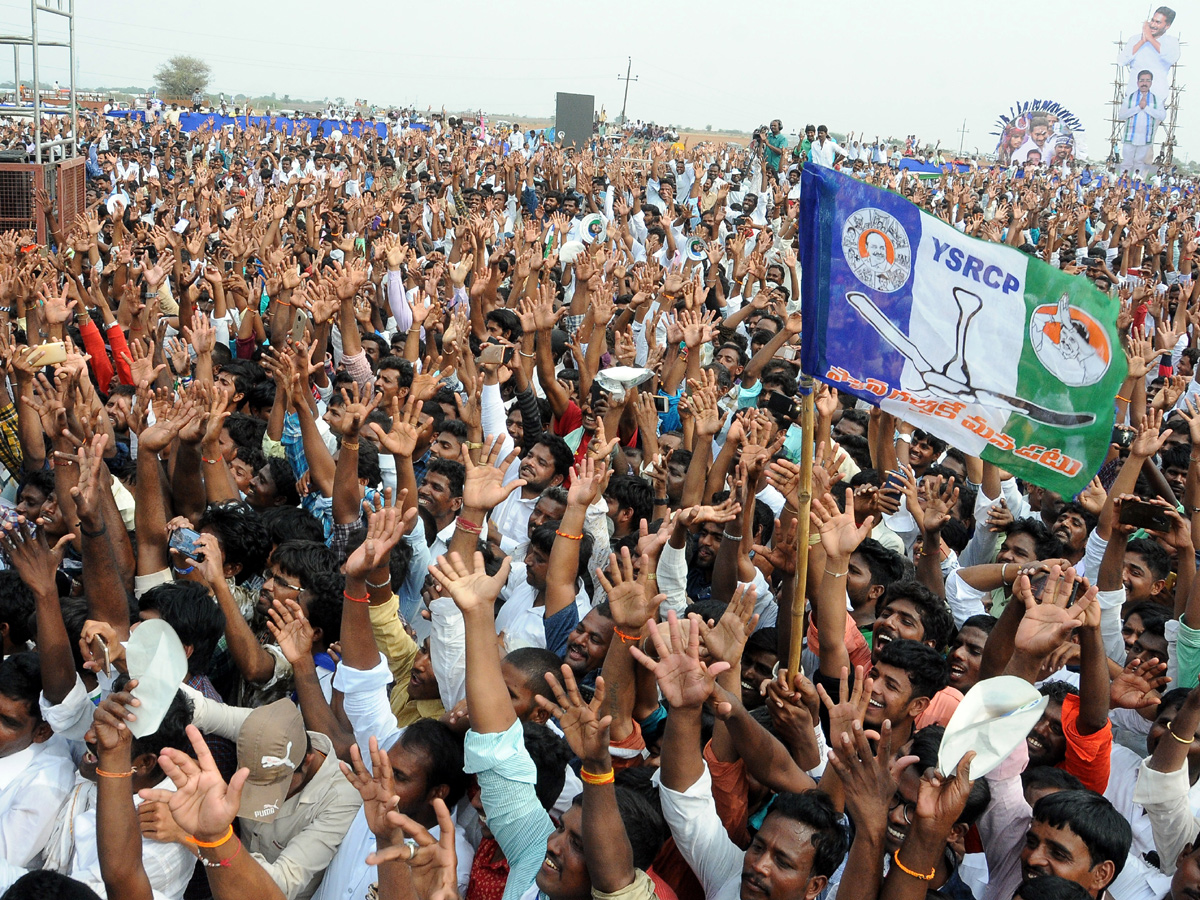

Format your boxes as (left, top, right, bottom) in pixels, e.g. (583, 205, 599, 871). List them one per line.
(892, 850, 936, 882)
(1167, 721, 1195, 745)
(341, 441, 359, 451)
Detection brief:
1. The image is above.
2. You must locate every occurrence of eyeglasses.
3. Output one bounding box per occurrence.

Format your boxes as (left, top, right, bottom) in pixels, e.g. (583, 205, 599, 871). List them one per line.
(889, 794, 916, 824)
(265, 571, 303, 593)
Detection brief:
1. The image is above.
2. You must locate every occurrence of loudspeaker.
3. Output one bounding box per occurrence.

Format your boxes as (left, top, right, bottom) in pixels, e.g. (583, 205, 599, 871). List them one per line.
(554, 92, 594, 151)
(0, 149, 28, 163)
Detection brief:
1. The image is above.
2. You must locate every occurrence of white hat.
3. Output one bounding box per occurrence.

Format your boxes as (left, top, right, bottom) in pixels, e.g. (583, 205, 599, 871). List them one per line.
(558, 240, 587, 264)
(938, 675, 1047, 779)
(125, 619, 189, 738)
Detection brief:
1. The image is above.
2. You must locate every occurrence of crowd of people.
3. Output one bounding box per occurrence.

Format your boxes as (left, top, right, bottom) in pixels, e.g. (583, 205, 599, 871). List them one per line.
(0, 103, 1194, 900)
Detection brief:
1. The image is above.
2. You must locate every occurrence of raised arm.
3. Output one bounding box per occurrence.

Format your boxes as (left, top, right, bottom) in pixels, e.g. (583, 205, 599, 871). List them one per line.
(812, 489, 875, 678)
(538, 665, 640, 893)
(427, 550, 515, 734)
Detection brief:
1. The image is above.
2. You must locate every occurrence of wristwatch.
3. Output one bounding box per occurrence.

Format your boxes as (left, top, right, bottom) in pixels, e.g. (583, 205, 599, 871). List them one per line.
(896, 433, 912, 444)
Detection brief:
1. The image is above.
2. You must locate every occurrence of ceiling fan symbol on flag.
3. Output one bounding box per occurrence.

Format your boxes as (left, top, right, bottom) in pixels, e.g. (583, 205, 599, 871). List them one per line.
(843, 287, 1096, 428)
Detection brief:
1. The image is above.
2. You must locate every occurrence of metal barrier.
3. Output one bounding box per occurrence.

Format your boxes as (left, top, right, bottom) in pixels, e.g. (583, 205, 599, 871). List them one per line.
(0, 156, 85, 242)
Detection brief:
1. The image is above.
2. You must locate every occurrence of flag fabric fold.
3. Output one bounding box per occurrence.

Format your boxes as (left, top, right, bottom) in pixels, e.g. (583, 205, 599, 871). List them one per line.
(799, 165, 1126, 496)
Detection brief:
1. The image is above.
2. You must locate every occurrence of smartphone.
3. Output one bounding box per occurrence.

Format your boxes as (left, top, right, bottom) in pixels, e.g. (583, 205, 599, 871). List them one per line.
(653, 395, 670, 414)
(479, 342, 507, 365)
(765, 390, 800, 421)
(1111, 426, 1135, 449)
(1028, 574, 1083, 607)
(168, 526, 204, 560)
(224, 260, 233, 273)
(292, 309, 309, 344)
(91, 634, 110, 676)
(1118, 500, 1174, 533)
(31, 341, 67, 365)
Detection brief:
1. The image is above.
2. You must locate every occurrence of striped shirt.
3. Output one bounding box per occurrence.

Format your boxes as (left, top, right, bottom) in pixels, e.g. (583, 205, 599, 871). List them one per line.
(1122, 91, 1162, 144)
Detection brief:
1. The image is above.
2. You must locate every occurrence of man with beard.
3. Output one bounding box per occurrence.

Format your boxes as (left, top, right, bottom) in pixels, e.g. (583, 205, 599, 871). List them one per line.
(1050, 502, 1097, 568)
(490, 434, 574, 548)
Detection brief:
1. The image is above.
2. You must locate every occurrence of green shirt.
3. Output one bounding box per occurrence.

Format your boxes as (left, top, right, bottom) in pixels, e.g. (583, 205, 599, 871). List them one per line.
(766, 132, 788, 171)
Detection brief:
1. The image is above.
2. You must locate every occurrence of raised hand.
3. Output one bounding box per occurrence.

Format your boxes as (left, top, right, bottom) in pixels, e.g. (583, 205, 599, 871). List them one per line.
(567, 455, 610, 507)
(2, 517, 74, 597)
(912, 749, 977, 838)
(266, 597, 316, 665)
(1011, 566, 1097, 660)
(1110, 655, 1169, 710)
(597, 547, 663, 631)
(828, 719, 916, 837)
(342, 736, 404, 843)
(537, 664, 613, 770)
(629, 610, 731, 712)
(916, 475, 958, 537)
(428, 550, 512, 616)
(338, 382, 381, 438)
(459, 435, 524, 512)
(138, 725, 248, 843)
(344, 494, 414, 581)
(698, 583, 759, 667)
(811, 488, 874, 561)
(365, 798, 461, 900)
(816, 665, 875, 743)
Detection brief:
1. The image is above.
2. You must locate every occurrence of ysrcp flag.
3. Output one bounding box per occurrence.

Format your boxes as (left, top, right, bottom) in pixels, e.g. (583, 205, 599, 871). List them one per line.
(798, 165, 1125, 496)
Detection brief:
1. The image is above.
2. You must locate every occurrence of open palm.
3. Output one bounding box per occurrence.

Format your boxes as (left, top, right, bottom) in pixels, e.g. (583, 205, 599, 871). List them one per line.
(812, 488, 873, 559)
(139, 725, 247, 841)
(630, 611, 729, 710)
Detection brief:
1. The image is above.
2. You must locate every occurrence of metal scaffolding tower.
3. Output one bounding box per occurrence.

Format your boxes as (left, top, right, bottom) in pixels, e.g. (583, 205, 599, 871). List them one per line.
(1160, 55, 1185, 168)
(0, 0, 77, 163)
(1106, 36, 1126, 166)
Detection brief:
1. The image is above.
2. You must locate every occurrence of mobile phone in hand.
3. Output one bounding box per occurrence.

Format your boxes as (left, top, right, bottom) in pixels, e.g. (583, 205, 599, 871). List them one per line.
(1118, 500, 1174, 533)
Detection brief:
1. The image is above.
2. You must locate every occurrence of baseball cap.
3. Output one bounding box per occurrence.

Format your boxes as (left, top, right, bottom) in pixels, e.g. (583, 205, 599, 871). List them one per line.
(236, 699, 307, 822)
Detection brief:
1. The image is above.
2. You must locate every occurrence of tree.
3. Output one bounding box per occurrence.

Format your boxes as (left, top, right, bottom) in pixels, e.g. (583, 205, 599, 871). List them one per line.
(154, 55, 211, 98)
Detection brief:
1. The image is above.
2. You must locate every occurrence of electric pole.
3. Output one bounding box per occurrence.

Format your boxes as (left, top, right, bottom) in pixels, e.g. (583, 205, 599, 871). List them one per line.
(957, 118, 969, 157)
(617, 57, 637, 126)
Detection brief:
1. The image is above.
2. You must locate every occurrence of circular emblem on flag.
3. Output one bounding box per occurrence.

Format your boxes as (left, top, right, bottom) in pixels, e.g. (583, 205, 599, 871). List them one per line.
(1028, 297, 1111, 387)
(841, 208, 912, 293)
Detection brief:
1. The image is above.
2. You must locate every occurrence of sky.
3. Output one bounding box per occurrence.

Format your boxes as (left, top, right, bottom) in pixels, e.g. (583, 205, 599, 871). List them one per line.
(0, 0, 1193, 162)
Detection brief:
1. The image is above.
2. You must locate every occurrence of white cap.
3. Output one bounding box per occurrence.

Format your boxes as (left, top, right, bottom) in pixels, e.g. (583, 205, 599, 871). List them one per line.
(939, 675, 1047, 779)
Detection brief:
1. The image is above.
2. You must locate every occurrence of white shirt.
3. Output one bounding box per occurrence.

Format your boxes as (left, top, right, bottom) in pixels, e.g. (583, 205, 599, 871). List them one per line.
(0, 739, 77, 866)
(496, 562, 591, 653)
(808, 137, 846, 168)
(657, 765, 743, 900)
(42, 776, 195, 899)
(319, 658, 474, 900)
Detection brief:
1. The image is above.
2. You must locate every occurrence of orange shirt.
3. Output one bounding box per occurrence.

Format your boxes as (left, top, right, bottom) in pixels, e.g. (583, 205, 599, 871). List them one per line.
(1058, 692, 1112, 794)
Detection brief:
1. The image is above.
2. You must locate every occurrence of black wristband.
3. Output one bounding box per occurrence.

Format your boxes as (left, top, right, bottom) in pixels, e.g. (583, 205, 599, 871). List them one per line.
(78, 521, 107, 538)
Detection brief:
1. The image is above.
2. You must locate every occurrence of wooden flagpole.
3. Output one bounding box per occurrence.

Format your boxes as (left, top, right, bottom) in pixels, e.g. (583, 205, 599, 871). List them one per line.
(787, 374, 816, 677)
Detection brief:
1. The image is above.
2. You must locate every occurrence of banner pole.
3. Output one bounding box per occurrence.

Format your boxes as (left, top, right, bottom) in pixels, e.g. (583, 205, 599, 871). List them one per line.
(787, 374, 816, 677)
